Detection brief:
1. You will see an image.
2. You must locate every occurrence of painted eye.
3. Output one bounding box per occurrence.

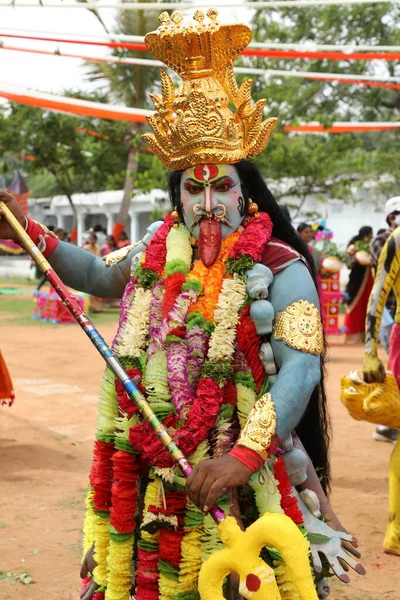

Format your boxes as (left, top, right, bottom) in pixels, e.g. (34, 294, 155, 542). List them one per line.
(184, 184, 203, 195)
(215, 183, 230, 192)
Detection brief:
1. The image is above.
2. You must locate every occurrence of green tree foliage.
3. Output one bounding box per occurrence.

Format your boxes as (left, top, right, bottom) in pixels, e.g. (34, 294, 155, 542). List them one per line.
(0, 97, 128, 225)
(246, 2, 399, 211)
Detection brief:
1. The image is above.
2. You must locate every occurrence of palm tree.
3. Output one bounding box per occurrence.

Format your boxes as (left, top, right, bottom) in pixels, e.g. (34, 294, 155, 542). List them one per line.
(83, 0, 170, 229)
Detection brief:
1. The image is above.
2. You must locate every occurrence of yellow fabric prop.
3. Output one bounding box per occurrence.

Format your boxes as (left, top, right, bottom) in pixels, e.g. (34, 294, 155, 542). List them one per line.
(341, 369, 400, 556)
(198, 514, 318, 600)
(340, 370, 400, 428)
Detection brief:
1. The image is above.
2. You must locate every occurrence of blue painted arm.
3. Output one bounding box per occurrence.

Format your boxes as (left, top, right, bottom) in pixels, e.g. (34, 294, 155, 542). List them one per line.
(48, 242, 132, 298)
(268, 261, 321, 440)
(47, 222, 163, 298)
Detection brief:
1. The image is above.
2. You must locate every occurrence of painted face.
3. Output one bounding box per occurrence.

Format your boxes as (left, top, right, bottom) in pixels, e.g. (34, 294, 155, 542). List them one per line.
(180, 164, 246, 240)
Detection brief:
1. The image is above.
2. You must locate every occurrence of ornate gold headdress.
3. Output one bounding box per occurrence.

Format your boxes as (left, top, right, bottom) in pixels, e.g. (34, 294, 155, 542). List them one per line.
(142, 8, 277, 171)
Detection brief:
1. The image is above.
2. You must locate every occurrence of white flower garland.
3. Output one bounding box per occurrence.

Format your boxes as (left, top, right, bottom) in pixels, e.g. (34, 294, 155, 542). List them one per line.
(208, 277, 247, 361)
(116, 287, 152, 357)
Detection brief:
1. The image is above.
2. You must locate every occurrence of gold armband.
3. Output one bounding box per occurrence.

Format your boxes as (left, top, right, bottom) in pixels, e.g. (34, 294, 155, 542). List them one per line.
(237, 393, 276, 460)
(274, 300, 324, 355)
(103, 242, 141, 266)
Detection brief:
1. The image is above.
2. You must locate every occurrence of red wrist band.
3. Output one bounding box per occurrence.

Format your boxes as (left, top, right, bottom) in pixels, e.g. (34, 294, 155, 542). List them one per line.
(228, 446, 265, 473)
(24, 218, 59, 258)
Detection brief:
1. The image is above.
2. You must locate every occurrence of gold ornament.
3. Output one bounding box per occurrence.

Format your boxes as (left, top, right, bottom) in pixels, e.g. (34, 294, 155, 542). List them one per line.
(103, 242, 141, 266)
(142, 9, 277, 170)
(341, 370, 400, 429)
(248, 200, 258, 215)
(274, 300, 324, 355)
(237, 393, 276, 460)
(171, 210, 181, 223)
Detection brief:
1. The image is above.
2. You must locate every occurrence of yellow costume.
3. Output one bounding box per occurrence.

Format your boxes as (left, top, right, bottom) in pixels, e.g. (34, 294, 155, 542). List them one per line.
(341, 226, 400, 555)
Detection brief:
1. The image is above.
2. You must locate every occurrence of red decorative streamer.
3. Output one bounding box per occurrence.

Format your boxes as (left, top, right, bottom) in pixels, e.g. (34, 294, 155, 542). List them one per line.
(284, 123, 400, 133)
(1, 33, 399, 61)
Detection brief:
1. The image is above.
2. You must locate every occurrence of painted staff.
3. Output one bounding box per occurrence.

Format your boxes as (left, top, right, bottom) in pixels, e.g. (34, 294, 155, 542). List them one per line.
(0, 200, 318, 600)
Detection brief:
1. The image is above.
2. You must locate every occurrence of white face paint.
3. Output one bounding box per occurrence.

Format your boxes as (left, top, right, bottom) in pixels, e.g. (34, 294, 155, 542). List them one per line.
(395, 214, 400, 226)
(179, 163, 246, 239)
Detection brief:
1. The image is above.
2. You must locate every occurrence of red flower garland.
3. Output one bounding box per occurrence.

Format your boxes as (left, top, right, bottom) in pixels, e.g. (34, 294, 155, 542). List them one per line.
(142, 214, 174, 274)
(129, 378, 223, 467)
(115, 368, 145, 417)
(110, 450, 140, 534)
(236, 305, 266, 391)
(92, 593, 105, 600)
(162, 272, 187, 318)
(89, 440, 115, 511)
(156, 490, 187, 568)
(136, 547, 159, 600)
(273, 454, 304, 525)
(230, 212, 273, 262)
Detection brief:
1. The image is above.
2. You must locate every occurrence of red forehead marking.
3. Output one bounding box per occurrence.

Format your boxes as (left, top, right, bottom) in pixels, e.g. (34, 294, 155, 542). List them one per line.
(194, 164, 219, 182)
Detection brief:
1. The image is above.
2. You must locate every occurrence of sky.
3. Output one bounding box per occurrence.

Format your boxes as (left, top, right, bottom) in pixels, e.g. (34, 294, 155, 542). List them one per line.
(0, 1, 246, 96)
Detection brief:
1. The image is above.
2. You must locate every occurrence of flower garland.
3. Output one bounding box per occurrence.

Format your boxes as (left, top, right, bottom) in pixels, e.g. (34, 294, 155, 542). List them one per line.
(82, 208, 312, 600)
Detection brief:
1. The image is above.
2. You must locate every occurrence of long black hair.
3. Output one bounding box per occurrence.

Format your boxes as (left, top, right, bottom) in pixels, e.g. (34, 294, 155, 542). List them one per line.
(168, 160, 331, 493)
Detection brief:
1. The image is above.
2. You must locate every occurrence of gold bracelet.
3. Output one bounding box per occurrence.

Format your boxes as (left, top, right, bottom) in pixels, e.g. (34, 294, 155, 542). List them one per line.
(236, 393, 276, 461)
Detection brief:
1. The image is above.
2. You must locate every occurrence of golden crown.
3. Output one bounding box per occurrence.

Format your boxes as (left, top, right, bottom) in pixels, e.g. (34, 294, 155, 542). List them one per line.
(142, 8, 277, 171)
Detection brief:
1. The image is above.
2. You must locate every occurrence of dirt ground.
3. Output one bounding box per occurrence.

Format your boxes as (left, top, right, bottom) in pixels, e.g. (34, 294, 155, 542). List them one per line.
(1, 296, 399, 599)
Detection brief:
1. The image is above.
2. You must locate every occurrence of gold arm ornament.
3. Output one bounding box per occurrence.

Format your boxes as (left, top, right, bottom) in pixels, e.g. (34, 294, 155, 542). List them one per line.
(237, 393, 276, 460)
(103, 242, 142, 266)
(274, 300, 324, 355)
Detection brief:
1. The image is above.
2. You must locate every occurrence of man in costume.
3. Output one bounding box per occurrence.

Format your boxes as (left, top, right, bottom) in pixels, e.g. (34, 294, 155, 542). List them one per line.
(370, 196, 400, 444)
(362, 224, 400, 556)
(341, 223, 400, 556)
(0, 9, 364, 600)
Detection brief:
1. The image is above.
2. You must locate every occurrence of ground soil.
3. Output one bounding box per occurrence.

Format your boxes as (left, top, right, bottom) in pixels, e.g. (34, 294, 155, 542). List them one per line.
(1, 298, 399, 600)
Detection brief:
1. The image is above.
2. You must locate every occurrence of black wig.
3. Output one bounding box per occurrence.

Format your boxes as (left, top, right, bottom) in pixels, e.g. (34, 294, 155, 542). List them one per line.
(168, 160, 331, 493)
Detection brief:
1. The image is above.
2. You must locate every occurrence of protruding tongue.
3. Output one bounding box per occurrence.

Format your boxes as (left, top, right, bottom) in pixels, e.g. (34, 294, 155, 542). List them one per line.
(198, 219, 222, 267)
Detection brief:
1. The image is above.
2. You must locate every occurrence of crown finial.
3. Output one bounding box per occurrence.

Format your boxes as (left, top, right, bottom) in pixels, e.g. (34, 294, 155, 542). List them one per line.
(193, 9, 205, 24)
(206, 7, 219, 21)
(171, 11, 183, 25)
(158, 11, 170, 26)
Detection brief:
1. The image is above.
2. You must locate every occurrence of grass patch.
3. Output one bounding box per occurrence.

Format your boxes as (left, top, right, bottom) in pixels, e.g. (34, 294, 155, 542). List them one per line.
(0, 293, 119, 327)
(1, 276, 36, 287)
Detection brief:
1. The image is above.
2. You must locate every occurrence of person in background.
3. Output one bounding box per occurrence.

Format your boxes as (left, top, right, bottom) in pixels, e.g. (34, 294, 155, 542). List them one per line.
(117, 230, 131, 249)
(83, 233, 101, 257)
(344, 226, 373, 344)
(92, 224, 107, 247)
(297, 222, 322, 274)
(83, 233, 102, 312)
(370, 196, 400, 444)
(100, 234, 117, 257)
(297, 222, 314, 245)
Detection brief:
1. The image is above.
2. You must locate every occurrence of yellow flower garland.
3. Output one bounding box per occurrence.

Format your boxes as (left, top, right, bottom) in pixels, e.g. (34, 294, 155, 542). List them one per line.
(105, 537, 135, 600)
(92, 511, 111, 588)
